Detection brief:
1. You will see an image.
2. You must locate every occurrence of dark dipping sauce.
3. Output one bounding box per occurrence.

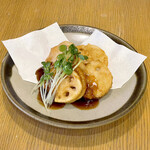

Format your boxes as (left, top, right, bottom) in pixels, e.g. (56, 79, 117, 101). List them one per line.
(72, 98, 99, 110)
(37, 91, 65, 110)
(36, 67, 99, 110)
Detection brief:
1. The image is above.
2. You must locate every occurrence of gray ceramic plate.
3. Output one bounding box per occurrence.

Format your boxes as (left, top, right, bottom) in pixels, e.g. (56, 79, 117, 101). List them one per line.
(1, 25, 147, 129)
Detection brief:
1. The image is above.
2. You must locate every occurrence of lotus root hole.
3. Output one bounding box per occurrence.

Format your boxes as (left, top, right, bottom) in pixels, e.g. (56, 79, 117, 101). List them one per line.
(65, 92, 69, 97)
(70, 86, 76, 89)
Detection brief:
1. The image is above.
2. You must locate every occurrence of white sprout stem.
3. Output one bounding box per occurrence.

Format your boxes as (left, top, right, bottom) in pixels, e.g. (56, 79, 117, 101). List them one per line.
(73, 60, 82, 70)
(32, 72, 54, 94)
(45, 71, 66, 104)
(45, 69, 62, 104)
(49, 76, 54, 82)
(31, 81, 41, 94)
(47, 74, 67, 105)
(47, 72, 60, 95)
(50, 69, 61, 91)
(38, 59, 83, 108)
(42, 84, 45, 98)
(52, 74, 67, 97)
(40, 86, 44, 101)
(45, 77, 61, 104)
(40, 84, 49, 109)
(43, 80, 48, 100)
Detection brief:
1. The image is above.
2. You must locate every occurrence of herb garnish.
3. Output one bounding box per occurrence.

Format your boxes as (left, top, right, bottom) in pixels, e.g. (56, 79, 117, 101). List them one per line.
(33, 44, 88, 108)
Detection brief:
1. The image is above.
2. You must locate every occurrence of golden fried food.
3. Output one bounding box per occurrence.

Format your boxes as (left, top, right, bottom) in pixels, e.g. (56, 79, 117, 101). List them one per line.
(74, 67, 86, 100)
(46, 42, 112, 103)
(77, 44, 108, 66)
(77, 44, 112, 99)
(80, 60, 113, 99)
(46, 41, 72, 63)
(54, 68, 86, 103)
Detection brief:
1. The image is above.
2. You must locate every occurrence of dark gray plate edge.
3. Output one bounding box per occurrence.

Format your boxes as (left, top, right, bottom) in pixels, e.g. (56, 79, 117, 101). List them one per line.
(1, 25, 147, 129)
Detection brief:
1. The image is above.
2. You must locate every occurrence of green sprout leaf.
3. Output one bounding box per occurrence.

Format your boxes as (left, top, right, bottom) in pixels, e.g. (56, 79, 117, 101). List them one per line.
(54, 60, 61, 69)
(42, 61, 51, 68)
(59, 45, 67, 52)
(68, 55, 74, 62)
(50, 72, 54, 76)
(79, 54, 88, 60)
(57, 54, 64, 61)
(39, 61, 54, 86)
(69, 44, 78, 55)
(63, 62, 73, 75)
(41, 61, 51, 74)
(40, 75, 45, 85)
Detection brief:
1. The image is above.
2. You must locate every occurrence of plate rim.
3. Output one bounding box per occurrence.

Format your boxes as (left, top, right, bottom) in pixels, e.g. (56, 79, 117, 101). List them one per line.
(1, 24, 147, 129)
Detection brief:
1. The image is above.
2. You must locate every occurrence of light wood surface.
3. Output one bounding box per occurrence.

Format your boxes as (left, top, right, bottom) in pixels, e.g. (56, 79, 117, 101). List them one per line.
(0, 0, 149, 149)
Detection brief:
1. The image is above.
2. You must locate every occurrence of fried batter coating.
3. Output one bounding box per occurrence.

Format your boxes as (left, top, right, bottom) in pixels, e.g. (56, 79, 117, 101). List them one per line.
(74, 67, 86, 100)
(77, 44, 108, 66)
(46, 42, 112, 102)
(79, 60, 112, 99)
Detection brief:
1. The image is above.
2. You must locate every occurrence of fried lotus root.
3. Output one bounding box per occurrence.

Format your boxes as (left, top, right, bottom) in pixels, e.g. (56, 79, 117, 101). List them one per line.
(80, 60, 113, 99)
(46, 41, 72, 63)
(77, 44, 108, 66)
(54, 68, 86, 103)
(74, 67, 86, 100)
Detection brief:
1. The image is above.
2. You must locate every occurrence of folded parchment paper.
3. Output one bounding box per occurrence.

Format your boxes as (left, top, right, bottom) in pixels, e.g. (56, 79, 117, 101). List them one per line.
(2, 22, 68, 83)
